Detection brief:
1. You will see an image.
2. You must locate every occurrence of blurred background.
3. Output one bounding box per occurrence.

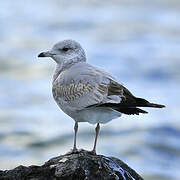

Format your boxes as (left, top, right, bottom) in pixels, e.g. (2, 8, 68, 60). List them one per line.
(0, 0, 180, 179)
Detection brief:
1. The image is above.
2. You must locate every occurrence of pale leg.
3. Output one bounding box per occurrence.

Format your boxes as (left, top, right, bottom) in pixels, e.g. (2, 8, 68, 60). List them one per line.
(91, 123, 100, 154)
(72, 121, 78, 152)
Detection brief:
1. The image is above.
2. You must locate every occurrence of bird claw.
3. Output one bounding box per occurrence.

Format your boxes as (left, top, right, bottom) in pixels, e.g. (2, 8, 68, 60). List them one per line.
(72, 148, 79, 154)
(65, 148, 83, 155)
(87, 150, 97, 155)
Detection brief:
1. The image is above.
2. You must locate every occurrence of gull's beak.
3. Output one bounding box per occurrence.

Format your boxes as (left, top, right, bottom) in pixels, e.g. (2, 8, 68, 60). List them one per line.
(38, 51, 55, 58)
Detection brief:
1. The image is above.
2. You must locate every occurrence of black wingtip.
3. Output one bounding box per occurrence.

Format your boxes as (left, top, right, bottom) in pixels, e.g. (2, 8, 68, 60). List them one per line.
(147, 103, 166, 108)
(119, 108, 148, 115)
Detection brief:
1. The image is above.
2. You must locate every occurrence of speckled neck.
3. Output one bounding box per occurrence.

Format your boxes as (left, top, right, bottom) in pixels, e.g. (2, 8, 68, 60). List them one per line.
(52, 58, 85, 83)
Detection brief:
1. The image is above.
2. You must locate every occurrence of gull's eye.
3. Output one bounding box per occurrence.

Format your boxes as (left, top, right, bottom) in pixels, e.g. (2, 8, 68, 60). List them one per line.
(62, 47, 69, 52)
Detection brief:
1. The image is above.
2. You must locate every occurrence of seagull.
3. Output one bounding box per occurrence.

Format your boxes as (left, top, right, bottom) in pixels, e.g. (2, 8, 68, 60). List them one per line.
(38, 39, 165, 154)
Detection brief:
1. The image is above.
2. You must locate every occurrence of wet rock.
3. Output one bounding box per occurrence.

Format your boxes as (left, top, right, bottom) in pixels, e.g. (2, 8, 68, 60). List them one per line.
(0, 150, 143, 180)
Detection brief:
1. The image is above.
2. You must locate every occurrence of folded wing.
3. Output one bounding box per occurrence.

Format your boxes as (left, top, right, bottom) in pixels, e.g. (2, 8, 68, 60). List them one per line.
(52, 63, 122, 111)
(53, 62, 165, 114)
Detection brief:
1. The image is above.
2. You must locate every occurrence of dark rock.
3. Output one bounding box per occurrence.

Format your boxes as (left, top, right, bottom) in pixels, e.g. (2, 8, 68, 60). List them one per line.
(0, 150, 143, 180)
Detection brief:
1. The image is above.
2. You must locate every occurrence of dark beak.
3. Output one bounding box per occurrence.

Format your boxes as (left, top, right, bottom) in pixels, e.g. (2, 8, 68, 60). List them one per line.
(38, 51, 54, 58)
(38, 52, 46, 57)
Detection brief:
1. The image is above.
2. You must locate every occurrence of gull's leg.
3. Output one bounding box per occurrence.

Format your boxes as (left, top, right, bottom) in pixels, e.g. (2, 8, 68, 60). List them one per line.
(72, 121, 78, 152)
(91, 123, 100, 155)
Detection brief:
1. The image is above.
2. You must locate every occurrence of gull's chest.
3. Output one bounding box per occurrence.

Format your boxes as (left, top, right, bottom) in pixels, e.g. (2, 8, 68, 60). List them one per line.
(52, 71, 72, 99)
(52, 81, 74, 117)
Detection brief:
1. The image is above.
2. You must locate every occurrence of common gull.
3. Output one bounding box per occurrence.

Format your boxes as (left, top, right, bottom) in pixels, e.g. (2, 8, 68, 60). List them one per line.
(38, 39, 165, 154)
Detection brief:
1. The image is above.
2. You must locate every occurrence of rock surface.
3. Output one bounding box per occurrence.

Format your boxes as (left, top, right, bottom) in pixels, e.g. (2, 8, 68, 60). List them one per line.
(0, 150, 143, 180)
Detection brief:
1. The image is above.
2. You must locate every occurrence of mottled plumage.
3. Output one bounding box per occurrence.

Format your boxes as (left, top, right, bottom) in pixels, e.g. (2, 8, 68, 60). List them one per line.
(52, 62, 122, 115)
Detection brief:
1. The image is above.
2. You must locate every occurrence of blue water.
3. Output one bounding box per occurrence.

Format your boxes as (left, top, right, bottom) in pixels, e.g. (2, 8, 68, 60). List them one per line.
(0, 0, 180, 179)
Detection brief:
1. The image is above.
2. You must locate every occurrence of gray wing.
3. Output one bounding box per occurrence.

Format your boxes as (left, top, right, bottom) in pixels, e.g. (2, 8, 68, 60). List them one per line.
(52, 62, 124, 111)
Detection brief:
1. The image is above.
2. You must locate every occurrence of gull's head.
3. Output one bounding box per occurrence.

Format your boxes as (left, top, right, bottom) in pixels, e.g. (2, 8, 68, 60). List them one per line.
(38, 39, 86, 64)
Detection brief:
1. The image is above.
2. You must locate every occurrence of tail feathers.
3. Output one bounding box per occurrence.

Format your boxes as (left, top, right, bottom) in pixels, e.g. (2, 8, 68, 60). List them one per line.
(135, 98, 165, 108)
(86, 96, 165, 116)
(145, 103, 165, 108)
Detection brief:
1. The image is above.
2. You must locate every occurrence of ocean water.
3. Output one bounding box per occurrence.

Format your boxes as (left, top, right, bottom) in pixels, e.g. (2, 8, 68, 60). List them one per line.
(0, 0, 180, 179)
